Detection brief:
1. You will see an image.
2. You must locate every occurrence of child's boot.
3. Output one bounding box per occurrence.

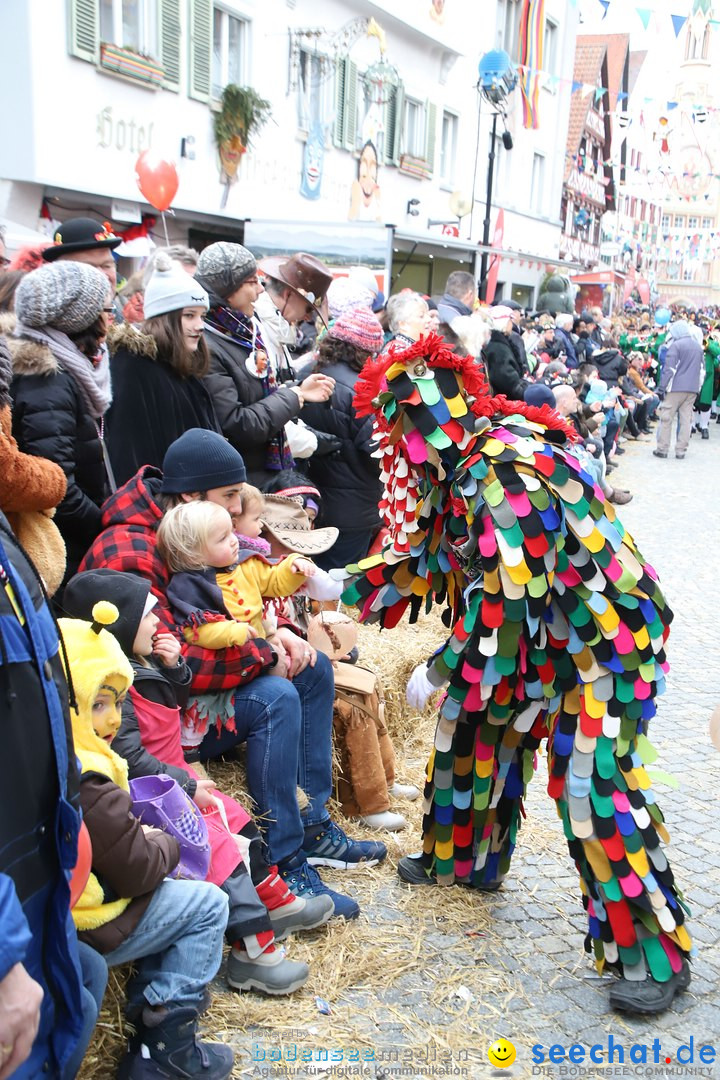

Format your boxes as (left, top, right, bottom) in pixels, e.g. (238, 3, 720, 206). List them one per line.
(255, 865, 333, 939)
(127, 1004, 234, 1079)
(227, 942, 309, 995)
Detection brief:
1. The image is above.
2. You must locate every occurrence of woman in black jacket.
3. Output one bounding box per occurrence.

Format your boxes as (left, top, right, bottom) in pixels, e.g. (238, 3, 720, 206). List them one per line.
(106, 253, 220, 485)
(299, 306, 385, 569)
(483, 307, 529, 400)
(195, 242, 335, 485)
(10, 261, 112, 582)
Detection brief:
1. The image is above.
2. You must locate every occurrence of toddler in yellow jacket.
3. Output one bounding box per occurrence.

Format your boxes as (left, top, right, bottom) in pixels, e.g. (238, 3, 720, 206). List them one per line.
(158, 500, 315, 651)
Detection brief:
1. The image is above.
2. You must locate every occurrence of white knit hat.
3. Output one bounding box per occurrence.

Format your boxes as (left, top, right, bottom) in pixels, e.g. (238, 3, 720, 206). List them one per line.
(144, 252, 209, 319)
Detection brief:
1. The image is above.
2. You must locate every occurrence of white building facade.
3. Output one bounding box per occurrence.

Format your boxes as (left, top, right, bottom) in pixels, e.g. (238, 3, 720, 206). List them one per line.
(0, 0, 578, 305)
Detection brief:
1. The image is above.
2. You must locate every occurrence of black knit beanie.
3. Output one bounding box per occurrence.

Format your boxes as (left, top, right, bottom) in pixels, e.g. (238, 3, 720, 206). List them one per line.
(161, 428, 247, 494)
(63, 569, 153, 657)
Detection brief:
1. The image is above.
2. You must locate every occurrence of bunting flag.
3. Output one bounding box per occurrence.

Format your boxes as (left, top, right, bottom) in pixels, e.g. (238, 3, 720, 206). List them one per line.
(518, 0, 546, 130)
(636, 8, 652, 29)
(599, 0, 610, 17)
(671, 14, 687, 37)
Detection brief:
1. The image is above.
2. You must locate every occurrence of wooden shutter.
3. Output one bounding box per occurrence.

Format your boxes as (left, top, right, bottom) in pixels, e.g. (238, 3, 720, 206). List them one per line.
(333, 56, 347, 147)
(188, 0, 212, 102)
(67, 0, 97, 62)
(159, 0, 181, 91)
(343, 59, 358, 151)
(384, 82, 404, 166)
(424, 101, 437, 171)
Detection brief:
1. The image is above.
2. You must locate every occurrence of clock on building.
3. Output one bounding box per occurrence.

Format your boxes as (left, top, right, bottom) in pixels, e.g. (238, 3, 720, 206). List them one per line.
(675, 146, 713, 197)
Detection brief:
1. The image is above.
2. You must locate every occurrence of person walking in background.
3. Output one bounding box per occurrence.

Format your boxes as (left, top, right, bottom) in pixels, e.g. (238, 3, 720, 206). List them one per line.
(653, 320, 704, 461)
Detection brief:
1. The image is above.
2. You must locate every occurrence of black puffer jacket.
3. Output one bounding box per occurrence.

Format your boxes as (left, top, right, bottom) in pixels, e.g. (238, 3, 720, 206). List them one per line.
(9, 337, 109, 579)
(593, 349, 627, 386)
(298, 359, 381, 533)
(107, 324, 221, 486)
(483, 330, 529, 400)
(202, 325, 303, 485)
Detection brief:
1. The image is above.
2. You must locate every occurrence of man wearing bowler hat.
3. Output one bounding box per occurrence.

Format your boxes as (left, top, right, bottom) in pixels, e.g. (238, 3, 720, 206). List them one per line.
(43, 217, 121, 304)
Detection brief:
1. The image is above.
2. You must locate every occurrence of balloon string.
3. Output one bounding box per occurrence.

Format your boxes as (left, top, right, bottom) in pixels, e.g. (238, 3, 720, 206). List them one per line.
(161, 211, 170, 246)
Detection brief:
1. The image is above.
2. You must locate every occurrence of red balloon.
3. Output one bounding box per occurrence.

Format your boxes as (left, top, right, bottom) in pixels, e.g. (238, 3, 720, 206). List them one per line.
(69, 820, 92, 908)
(135, 151, 179, 212)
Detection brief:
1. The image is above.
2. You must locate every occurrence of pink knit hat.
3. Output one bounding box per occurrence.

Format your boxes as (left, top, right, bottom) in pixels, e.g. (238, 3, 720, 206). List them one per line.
(329, 306, 384, 355)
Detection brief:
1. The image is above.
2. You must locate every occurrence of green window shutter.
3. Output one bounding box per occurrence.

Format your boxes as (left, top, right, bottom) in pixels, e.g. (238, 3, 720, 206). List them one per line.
(424, 101, 437, 170)
(343, 59, 358, 151)
(386, 82, 404, 166)
(333, 57, 347, 147)
(67, 0, 98, 62)
(188, 0, 212, 102)
(159, 0, 181, 91)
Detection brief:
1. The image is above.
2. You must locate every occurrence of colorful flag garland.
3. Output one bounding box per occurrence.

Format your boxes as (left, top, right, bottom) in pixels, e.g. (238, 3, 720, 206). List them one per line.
(518, 0, 546, 130)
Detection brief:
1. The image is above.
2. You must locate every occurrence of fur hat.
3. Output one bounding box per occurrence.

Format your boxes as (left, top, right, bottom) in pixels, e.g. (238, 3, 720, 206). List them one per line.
(144, 252, 209, 318)
(330, 307, 383, 355)
(195, 242, 256, 300)
(261, 495, 338, 554)
(15, 262, 108, 333)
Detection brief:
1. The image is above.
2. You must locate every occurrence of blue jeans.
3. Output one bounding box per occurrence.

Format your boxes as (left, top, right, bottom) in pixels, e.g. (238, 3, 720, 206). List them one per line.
(62, 942, 108, 1079)
(103, 879, 228, 1010)
(200, 653, 335, 865)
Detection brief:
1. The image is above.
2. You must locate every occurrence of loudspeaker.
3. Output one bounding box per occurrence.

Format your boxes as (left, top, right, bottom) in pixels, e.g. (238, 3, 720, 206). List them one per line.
(502, 130, 514, 150)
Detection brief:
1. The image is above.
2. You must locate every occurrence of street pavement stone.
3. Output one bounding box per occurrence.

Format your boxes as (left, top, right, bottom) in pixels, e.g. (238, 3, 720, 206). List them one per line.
(235, 435, 720, 1080)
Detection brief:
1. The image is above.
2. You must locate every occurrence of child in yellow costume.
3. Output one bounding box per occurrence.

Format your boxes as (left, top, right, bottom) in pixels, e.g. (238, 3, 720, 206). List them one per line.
(59, 602, 234, 1080)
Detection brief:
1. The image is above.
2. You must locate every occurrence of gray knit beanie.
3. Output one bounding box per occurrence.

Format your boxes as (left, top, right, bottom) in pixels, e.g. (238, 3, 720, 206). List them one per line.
(15, 262, 109, 333)
(195, 242, 256, 300)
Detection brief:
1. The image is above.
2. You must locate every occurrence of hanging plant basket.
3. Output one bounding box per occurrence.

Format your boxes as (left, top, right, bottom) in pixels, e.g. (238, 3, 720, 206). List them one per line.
(99, 43, 164, 87)
(213, 85, 272, 185)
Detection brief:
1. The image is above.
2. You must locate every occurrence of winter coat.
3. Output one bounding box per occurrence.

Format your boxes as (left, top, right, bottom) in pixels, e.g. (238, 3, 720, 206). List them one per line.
(0, 513, 84, 1077)
(298, 359, 382, 535)
(106, 324, 221, 487)
(483, 330, 529, 400)
(79, 466, 275, 694)
(76, 773, 179, 953)
(202, 326, 304, 484)
(658, 327, 704, 396)
(553, 327, 579, 369)
(698, 338, 720, 407)
(112, 660, 196, 798)
(508, 326, 529, 375)
(592, 349, 628, 386)
(9, 336, 109, 580)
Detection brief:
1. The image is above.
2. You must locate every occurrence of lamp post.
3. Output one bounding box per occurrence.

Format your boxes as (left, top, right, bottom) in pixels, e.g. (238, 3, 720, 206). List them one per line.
(475, 49, 517, 301)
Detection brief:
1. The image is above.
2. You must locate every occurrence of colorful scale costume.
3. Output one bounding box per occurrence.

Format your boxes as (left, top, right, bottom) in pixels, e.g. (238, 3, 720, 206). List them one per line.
(342, 335, 691, 986)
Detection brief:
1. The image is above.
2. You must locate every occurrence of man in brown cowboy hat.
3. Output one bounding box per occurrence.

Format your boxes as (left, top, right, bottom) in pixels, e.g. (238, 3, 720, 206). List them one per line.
(255, 253, 333, 374)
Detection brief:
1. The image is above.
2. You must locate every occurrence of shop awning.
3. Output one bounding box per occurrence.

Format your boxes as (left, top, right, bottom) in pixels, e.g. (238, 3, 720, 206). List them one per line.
(570, 269, 625, 286)
(476, 244, 584, 273)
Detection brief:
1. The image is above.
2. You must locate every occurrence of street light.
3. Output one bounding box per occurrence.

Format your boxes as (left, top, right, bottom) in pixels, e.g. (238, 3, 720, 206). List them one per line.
(475, 49, 517, 301)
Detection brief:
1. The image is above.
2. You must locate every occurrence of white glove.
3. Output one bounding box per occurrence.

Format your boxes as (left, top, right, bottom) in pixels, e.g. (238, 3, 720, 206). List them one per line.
(406, 663, 437, 711)
(302, 568, 343, 601)
(284, 418, 317, 459)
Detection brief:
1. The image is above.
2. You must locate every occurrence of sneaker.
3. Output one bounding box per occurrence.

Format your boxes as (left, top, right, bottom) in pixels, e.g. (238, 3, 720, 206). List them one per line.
(388, 782, 420, 801)
(359, 810, 407, 831)
(676, 452, 686, 459)
(652, 450, 668, 458)
(279, 858, 360, 920)
(608, 489, 633, 505)
(302, 819, 387, 870)
(254, 867, 333, 940)
(702, 429, 709, 440)
(609, 960, 691, 1015)
(227, 945, 309, 995)
(614, 446, 626, 455)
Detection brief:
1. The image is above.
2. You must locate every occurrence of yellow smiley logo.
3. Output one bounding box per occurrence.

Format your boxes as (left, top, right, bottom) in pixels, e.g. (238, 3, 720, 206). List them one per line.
(488, 1039, 516, 1069)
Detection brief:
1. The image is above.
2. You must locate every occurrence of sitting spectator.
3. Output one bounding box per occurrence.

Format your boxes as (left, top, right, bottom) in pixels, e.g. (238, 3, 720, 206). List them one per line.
(58, 603, 234, 1079)
(79, 429, 379, 920)
(552, 384, 631, 505)
(299, 306, 385, 569)
(553, 313, 579, 369)
(10, 262, 113, 584)
(384, 291, 432, 349)
(106, 253, 220, 486)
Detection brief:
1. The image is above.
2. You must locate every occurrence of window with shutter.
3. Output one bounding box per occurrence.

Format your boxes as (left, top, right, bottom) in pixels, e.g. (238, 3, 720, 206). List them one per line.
(382, 82, 404, 167)
(333, 56, 347, 147)
(159, 0, 181, 91)
(189, 0, 213, 102)
(67, 0, 98, 62)
(343, 59, 358, 152)
(424, 101, 437, 173)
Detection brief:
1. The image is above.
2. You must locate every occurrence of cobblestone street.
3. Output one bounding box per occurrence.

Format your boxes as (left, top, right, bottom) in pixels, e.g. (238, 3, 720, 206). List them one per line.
(235, 434, 720, 1080)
